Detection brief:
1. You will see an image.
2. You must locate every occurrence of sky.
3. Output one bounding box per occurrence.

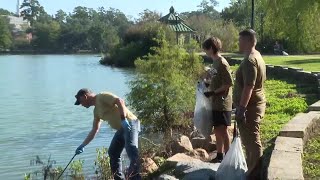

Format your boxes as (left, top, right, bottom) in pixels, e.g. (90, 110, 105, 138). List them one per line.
(0, 0, 231, 19)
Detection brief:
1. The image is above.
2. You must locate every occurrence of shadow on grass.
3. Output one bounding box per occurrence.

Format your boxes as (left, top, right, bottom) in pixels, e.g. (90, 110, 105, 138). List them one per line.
(286, 58, 320, 66)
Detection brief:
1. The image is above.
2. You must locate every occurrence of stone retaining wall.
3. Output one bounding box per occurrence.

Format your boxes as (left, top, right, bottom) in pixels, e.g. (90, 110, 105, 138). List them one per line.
(225, 57, 320, 98)
(267, 101, 320, 180)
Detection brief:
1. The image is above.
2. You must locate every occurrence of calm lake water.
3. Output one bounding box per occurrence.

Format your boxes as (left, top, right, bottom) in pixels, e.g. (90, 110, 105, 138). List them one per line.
(0, 55, 135, 179)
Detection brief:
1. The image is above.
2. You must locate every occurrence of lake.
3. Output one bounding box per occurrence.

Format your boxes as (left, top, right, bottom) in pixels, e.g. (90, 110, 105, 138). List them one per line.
(0, 55, 135, 179)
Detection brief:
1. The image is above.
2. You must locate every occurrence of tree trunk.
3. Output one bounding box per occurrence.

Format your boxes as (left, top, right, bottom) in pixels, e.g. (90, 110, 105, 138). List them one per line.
(163, 104, 173, 139)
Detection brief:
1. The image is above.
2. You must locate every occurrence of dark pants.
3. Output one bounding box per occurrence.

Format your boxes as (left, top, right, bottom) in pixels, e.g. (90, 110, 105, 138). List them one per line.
(108, 120, 141, 180)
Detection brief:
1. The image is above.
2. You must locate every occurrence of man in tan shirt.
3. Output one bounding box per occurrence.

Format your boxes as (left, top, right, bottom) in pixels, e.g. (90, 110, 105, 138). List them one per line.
(234, 29, 266, 179)
(74, 88, 141, 180)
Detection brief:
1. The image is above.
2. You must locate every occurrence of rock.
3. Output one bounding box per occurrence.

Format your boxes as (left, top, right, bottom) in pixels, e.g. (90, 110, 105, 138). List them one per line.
(309, 100, 320, 111)
(209, 134, 216, 143)
(170, 135, 193, 154)
(187, 148, 210, 161)
(189, 130, 205, 139)
(279, 111, 320, 142)
(274, 136, 303, 153)
(141, 158, 158, 175)
(268, 150, 303, 180)
(194, 148, 209, 160)
(160, 153, 220, 180)
(191, 137, 216, 153)
(167, 153, 202, 163)
(156, 174, 179, 180)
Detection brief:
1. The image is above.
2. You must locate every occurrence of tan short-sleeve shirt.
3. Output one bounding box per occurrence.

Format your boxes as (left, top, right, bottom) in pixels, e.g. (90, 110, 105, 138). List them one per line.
(233, 51, 267, 107)
(94, 92, 137, 130)
(209, 56, 233, 111)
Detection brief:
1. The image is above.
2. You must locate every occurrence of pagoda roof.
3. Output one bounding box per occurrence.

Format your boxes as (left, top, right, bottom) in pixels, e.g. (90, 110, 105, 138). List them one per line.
(159, 6, 196, 33)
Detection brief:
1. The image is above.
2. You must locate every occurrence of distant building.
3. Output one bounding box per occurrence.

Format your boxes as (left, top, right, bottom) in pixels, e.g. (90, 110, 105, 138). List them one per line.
(1, 0, 32, 42)
(6, 15, 30, 33)
(159, 6, 196, 45)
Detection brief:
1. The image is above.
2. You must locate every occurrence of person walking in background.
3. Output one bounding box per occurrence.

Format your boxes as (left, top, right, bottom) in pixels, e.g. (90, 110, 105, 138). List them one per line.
(202, 37, 233, 163)
(234, 29, 267, 179)
(74, 88, 141, 180)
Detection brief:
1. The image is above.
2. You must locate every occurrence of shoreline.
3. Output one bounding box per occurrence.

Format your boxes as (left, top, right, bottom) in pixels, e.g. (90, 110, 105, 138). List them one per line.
(0, 50, 101, 56)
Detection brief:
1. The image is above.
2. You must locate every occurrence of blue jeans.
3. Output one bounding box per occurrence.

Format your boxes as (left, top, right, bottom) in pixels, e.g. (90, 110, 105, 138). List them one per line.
(108, 120, 141, 180)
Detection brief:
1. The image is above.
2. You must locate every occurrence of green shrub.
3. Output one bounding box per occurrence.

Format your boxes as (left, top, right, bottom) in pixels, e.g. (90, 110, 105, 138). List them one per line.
(69, 160, 85, 179)
(94, 147, 113, 180)
(127, 34, 204, 137)
(105, 22, 176, 67)
(112, 42, 146, 67)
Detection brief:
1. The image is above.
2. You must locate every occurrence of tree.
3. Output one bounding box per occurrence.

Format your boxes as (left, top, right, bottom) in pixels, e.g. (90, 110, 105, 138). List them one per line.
(104, 8, 132, 38)
(37, 10, 53, 23)
(58, 6, 92, 51)
(72, 6, 89, 20)
(0, 16, 12, 49)
(210, 20, 239, 52)
(103, 22, 176, 67)
(185, 14, 215, 43)
(136, 9, 161, 23)
(258, 0, 320, 53)
(0, 8, 14, 16)
(20, 0, 44, 27)
(197, 0, 220, 19)
(184, 15, 239, 52)
(54, 10, 67, 23)
(127, 31, 204, 137)
(180, 0, 220, 20)
(32, 21, 61, 50)
(221, 0, 251, 28)
(87, 23, 120, 52)
(220, 0, 320, 53)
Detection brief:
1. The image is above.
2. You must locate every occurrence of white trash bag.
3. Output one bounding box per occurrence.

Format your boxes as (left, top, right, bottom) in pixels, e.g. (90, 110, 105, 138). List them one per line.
(193, 81, 213, 138)
(215, 132, 248, 180)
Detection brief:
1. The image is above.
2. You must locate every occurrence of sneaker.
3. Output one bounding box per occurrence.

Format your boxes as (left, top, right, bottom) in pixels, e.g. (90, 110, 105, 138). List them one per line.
(210, 152, 223, 163)
(210, 156, 222, 163)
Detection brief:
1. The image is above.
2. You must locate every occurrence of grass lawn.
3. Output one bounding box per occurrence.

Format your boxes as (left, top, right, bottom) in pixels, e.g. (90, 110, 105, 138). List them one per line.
(303, 133, 320, 179)
(261, 79, 309, 145)
(225, 53, 320, 72)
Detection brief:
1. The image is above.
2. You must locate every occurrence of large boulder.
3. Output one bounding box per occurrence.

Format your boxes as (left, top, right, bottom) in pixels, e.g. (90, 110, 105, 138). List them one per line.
(170, 135, 193, 154)
(154, 153, 220, 180)
(187, 148, 210, 161)
(191, 137, 216, 153)
(141, 158, 158, 175)
(156, 174, 179, 180)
